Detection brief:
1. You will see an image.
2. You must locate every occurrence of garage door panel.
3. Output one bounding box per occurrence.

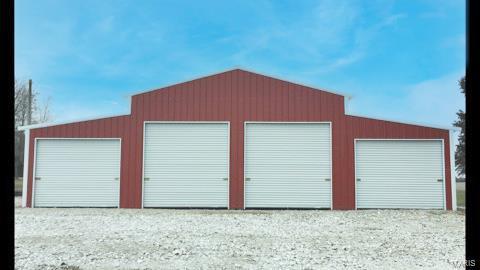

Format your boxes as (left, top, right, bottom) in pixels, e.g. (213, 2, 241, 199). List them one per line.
(355, 140, 444, 209)
(143, 123, 229, 208)
(245, 123, 332, 209)
(34, 139, 121, 208)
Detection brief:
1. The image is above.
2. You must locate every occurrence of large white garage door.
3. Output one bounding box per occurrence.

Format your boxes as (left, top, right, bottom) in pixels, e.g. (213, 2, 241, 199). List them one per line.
(244, 123, 332, 208)
(34, 139, 121, 207)
(355, 140, 445, 209)
(143, 123, 229, 208)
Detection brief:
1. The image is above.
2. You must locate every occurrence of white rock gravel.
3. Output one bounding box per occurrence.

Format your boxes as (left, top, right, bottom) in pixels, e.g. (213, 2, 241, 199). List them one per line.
(15, 197, 464, 270)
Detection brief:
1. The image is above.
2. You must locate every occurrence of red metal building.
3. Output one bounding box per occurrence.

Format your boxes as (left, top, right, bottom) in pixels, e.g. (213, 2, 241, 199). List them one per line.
(20, 69, 457, 210)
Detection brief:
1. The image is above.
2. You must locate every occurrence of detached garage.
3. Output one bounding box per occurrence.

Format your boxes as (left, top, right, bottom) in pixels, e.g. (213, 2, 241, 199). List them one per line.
(19, 68, 457, 210)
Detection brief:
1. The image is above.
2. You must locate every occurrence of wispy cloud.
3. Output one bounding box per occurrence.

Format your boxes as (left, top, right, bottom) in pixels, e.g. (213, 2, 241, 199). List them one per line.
(299, 12, 406, 75)
(222, 1, 407, 76)
(14, 0, 465, 128)
(403, 71, 465, 123)
(228, 0, 361, 62)
(348, 71, 465, 128)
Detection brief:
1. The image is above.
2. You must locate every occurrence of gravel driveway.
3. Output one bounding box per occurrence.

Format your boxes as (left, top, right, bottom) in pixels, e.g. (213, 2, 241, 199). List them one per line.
(15, 197, 464, 270)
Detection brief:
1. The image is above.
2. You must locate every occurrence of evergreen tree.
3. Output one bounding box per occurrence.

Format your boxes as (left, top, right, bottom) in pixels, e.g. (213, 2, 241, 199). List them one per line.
(453, 77, 465, 178)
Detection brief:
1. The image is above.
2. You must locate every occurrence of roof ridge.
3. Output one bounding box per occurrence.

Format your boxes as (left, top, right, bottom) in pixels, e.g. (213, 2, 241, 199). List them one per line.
(127, 67, 352, 98)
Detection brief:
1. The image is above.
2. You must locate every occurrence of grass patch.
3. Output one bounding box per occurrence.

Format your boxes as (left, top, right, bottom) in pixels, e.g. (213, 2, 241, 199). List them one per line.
(15, 177, 23, 194)
(457, 189, 465, 207)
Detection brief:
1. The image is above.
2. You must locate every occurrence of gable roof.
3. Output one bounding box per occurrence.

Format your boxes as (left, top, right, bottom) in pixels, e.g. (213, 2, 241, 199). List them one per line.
(128, 67, 353, 98)
(18, 68, 458, 131)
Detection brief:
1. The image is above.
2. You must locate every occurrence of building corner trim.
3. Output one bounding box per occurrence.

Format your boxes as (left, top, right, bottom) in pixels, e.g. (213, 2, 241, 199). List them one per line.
(449, 130, 457, 210)
(21, 129, 30, 208)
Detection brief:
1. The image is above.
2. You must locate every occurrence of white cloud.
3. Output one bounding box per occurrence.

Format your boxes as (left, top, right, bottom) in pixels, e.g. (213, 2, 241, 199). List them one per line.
(223, 0, 362, 66)
(403, 71, 465, 126)
(348, 71, 465, 127)
(225, 0, 407, 76)
(346, 70, 464, 178)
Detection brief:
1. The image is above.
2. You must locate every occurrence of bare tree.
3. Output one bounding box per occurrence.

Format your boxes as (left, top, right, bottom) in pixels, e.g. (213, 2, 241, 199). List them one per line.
(14, 79, 30, 128)
(14, 79, 52, 178)
(36, 96, 52, 124)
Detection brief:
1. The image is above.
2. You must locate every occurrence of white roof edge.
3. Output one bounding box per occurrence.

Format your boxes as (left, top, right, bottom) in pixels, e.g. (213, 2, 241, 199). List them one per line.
(127, 68, 238, 97)
(18, 113, 129, 131)
(346, 112, 460, 131)
(127, 67, 353, 98)
(234, 67, 353, 98)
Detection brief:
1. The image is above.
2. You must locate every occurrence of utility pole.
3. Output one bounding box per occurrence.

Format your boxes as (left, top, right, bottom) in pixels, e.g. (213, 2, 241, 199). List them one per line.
(27, 79, 32, 125)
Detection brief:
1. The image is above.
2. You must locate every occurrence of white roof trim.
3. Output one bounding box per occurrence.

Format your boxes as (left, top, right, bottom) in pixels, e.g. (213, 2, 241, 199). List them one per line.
(127, 67, 353, 98)
(346, 112, 460, 131)
(19, 69, 455, 132)
(18, 113, 129, 131)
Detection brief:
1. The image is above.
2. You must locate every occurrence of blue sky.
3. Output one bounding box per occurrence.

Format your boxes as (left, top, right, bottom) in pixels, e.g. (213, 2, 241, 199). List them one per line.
(15, 0, 465, 129)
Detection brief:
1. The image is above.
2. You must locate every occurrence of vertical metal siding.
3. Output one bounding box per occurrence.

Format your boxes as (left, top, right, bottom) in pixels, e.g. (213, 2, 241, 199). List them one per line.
(25, 69, 452, 210)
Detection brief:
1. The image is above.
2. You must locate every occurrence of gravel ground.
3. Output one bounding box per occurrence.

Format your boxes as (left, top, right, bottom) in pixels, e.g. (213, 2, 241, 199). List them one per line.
(15, 197, 464, 270)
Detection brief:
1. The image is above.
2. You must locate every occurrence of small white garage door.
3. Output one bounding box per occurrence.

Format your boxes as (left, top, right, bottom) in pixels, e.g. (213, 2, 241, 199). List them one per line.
(355, 140, 445, 209)
(143, 123, 229, 208)
(244, 123, 332, 208)
(33, 139, 121, 207)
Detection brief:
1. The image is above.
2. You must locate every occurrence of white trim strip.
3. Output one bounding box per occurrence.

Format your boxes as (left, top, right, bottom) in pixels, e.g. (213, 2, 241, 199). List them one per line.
(354, 137, 357, 210)
(232, 68, 352, 98)
(32, 137, 38, 208)
(346, 112, 459, 131)
(21, 129, 30, 207)
(141, 122, 146, 209)
(18, 68, 457, 134)
(18, 113, 129, 131)
(128, 67, 352, 98)
(441, 138, 447, 210)
(449, 130, 457, 210)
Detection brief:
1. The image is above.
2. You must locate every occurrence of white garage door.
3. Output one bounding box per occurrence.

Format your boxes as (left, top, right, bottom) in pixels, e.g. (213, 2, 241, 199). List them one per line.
(244, 123, 332, 209)
(355, 140, 445, 209)
(33, 139, 121, 207)
(143, 123, 229, 208)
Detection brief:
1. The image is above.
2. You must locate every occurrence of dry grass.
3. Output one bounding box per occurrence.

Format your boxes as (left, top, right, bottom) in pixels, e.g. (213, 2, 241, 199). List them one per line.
(457, 189, 465, 207)
(15, 177, 23, 194)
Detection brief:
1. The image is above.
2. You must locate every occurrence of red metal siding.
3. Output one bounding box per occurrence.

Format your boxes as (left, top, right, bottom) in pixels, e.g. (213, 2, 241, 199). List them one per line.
(25, 69, 452, 210)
